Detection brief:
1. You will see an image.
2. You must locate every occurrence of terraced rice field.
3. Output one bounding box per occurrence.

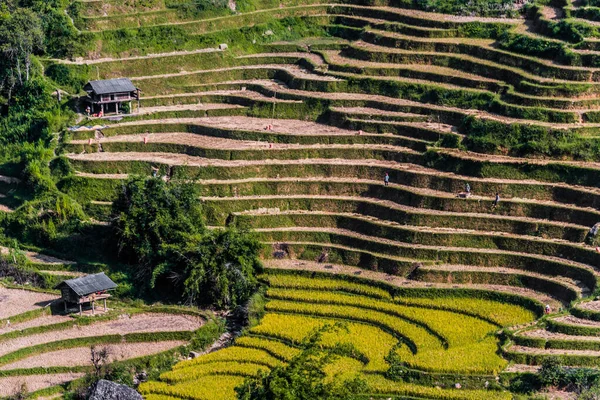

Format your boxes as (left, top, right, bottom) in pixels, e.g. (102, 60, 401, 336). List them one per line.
(139, 272, 536, 399)
(25, 0, 600, 397)
(0, 284, 205, 398)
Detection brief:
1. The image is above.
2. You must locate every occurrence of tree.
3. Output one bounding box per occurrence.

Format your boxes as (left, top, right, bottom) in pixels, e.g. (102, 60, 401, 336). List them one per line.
(181, 227, 263, 308)
(236, 325, 367, 400)
(111, 176, 204, 290)
(111, 176, 263, 306)
(0, 7, 44, 95)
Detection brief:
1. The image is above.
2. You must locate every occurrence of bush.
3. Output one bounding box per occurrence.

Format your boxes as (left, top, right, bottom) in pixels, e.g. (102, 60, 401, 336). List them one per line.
(538, 357, 565, 387)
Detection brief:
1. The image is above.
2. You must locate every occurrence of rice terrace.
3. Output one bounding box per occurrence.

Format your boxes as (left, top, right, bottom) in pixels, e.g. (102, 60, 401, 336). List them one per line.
(4, 0, 600, 399)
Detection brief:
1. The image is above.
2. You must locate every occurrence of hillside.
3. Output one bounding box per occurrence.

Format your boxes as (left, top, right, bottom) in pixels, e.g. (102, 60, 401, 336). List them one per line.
(2, 0, 600, 398)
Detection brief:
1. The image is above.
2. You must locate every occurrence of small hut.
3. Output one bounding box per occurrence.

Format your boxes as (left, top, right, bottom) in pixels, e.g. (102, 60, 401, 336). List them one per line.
(84, 78, 140, 116)
(55, 272, 117, 315)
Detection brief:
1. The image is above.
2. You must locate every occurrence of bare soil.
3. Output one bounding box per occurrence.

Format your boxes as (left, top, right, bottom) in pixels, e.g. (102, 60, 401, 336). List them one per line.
(0, 313, 202, 358)
(0, 341, 186, 370)
(521, 329, 600, 342)
(577, 301, 600, 311)
(0, 373, 85, 397)
(0, 315, 71, 336)
(139, 103, 244, 115)
(74, 132, 413, 151)
(552, 315, 600, 327)
(510, 344, 600, 356)
(111, 116, 369, 136)
(0, 287, 58, 320)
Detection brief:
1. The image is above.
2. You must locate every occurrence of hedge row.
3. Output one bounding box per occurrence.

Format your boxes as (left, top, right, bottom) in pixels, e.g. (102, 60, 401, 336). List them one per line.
(512, 331, 600, 351)
(71, 120, 430, 150)
(197, 178, 600, 226)
(412, 267, 579, 303)
(264, 268, 545, 316)
(66, 153, 600, 213)
(260, 241, 424, 277)
(238, 212, 599, 280)
(357, 29, 593, 82)
(66, 142, 422, 164)
(571, 304, 600, 321)
(546, 318, 600, 336)
(213, 196, 586, 241)
(255, 229, 596, 293)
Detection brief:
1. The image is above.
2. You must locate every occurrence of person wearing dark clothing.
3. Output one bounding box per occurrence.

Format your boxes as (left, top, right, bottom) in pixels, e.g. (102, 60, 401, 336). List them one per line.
(492, 192, 500, 209)
(384, 172, 389, 186)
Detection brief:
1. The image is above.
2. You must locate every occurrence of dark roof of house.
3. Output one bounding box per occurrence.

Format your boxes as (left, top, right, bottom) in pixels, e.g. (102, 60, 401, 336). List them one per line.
(55, 272, 117, 297)
(84, 78, 137, 95)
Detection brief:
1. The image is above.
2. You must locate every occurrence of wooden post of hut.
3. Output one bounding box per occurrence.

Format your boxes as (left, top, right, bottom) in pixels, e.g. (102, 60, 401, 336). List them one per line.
(55, 273, 117, 316)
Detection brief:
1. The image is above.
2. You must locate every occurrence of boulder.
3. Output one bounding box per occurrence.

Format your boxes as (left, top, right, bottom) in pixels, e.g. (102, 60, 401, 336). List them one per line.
(587, 223, 600, 245)
(219, 43, 228, 50)
(88, 380, 142, 400)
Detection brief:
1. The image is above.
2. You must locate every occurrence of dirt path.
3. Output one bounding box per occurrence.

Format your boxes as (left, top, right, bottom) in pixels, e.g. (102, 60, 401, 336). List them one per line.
(263, 258, 561, 309)
(0, 287, 58, 320)
(0, 373, 85, 397)
(0, 341, 186, 370)
(0, 313, 202, 358)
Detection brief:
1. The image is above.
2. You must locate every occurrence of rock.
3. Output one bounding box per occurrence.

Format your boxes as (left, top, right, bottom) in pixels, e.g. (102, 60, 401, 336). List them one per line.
(88, 380, 142, 400)
(189, 351, 201, 359)
(219, 43, 228, 50)
(587, 223, 600, 245)
(264, 30, 274, 36)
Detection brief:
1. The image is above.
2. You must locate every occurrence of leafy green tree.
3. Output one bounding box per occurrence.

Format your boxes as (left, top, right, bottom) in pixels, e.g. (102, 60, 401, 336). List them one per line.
(180, 227, 263, 308)
(0, 7, 43, 97)
(111, 176, 263, 306)
(111, 176, 204, 289)
(236, 325, 367, 400)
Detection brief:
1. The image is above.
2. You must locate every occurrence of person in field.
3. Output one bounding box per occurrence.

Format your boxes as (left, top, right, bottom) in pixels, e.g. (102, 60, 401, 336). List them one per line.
(384, 172, 389, 186)
(465, 183, 471, 194)
(492, 192, 500, 209)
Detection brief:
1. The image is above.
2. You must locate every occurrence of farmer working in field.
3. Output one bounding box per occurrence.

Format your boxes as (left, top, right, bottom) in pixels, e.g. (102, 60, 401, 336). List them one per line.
(465, 183, 471, 194)
(491, 192, 500, 209)
(384, 172, 389, 186)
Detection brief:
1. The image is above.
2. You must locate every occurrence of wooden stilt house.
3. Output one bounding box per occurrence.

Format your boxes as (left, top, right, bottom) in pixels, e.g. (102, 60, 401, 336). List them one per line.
(84, 78, 140, 116)
(55, 273, 117, 315)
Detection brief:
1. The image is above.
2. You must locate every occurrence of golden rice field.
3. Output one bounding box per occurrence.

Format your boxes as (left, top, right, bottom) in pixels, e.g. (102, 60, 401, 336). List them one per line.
(139, 272, 537, 400)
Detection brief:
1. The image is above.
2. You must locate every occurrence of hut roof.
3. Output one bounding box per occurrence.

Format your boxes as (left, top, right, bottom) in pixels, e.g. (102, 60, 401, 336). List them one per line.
(55, 272, 117, 297)
(84, 78, 137, 95)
